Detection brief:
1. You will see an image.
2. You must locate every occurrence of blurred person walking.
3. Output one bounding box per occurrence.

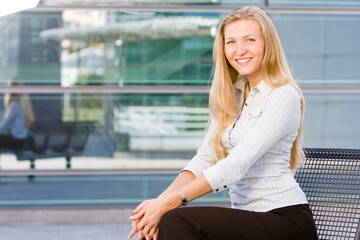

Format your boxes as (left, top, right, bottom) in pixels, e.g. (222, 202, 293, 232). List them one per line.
(0, 77, 34, 151)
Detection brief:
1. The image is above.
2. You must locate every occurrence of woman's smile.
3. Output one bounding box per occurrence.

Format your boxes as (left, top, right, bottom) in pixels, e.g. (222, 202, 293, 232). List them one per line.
(236, 57, 252, 65)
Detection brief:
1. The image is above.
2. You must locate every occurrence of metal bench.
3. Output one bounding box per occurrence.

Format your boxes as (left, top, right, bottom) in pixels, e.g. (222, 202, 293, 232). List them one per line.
(296, 148, 360, 240)
(15, 122, 92, 169)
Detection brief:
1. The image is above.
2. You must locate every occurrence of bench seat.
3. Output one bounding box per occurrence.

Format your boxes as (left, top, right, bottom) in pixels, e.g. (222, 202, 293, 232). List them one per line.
(296, 148, 360, 240)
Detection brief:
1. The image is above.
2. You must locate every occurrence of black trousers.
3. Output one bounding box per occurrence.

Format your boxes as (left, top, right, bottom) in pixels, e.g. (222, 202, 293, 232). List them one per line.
(157, 204, 318, 240)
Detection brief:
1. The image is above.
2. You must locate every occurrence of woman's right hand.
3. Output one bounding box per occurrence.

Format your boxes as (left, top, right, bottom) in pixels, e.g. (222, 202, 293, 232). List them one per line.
(132, 199, 155, 215)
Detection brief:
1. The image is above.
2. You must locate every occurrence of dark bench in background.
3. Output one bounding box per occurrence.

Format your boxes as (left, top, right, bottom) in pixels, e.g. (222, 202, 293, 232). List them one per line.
(296, 148, 360, 240)
(15, 122, 92, 169)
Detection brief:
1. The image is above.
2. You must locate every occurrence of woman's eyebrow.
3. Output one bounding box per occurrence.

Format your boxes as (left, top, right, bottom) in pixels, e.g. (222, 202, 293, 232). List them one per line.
(225, 34, 257, 39)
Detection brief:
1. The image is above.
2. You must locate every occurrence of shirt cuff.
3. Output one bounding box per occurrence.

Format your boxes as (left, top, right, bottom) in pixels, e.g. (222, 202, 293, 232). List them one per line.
(202, 164, 228, 193)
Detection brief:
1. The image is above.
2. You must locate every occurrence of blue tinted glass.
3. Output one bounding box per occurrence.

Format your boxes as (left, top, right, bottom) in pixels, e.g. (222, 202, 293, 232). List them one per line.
(269, 0, 360, 6)
(271, 14, 360, 85)
(40, 0, 264, 5)
(1, 91, 360, 172)
(303, 93, 360, 147)
(0, 11, 220, 85)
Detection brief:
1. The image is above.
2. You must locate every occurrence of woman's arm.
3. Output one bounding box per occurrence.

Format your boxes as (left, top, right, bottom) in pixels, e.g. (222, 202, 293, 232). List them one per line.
(131, 170, 196, 216)
(157, 170, 196, 199)
(0, 102, 18, 131)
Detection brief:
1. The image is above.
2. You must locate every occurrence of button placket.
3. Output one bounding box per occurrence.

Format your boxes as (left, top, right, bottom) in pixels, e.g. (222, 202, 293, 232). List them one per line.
(228, 114, 240, 148)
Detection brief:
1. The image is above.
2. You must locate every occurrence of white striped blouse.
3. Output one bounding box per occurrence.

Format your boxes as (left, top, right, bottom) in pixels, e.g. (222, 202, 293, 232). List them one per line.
(183, 79, 308, 212)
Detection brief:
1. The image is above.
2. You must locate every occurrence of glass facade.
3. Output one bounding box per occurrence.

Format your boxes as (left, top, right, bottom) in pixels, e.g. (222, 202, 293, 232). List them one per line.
(0, 2, 359, 207)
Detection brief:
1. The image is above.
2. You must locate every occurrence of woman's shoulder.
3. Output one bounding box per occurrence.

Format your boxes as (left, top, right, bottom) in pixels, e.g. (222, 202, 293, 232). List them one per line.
(8, 101, 25, 112)
(9, 101, 21, 108)
(270, 83, 301, 100)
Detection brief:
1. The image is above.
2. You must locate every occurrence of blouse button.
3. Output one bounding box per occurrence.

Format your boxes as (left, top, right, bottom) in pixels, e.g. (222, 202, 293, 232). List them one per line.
(244, 103, 248, 106)
(215, 189, 219, 192)
(224, 185, 227, 188)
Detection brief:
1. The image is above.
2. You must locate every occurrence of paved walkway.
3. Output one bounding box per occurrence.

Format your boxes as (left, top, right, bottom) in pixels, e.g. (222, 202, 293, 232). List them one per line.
(0, 224, 132, 240)
(0, 208, 134, 240)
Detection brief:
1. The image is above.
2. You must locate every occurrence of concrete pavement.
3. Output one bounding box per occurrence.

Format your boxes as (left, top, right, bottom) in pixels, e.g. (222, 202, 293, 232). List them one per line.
(0, 224, 133, 240)
(0, 207, 134, 239)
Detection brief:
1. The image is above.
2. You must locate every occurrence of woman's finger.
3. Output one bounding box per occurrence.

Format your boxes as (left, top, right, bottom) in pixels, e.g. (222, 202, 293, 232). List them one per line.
(153, 230, 158, 240)
(131, 219, 139, 231)
(140, 225, 150, 240)
(130, 207, 146, 221)
(132, 201, 146, 214)
(133, 199, 153, 214)
(147, 227, 157, 240)
(127, 228, 137, 240)
(136, 230, 144, 240)
(128, 219, 140, 239)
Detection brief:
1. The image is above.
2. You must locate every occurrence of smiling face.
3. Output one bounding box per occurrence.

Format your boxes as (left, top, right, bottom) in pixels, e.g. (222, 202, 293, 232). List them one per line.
(224, 20, 265, 85)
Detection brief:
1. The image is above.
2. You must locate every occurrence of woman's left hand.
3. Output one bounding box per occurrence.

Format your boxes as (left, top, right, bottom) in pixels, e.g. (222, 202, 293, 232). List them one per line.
(128, 199, 154, 239)
(130, 198, 169, 240)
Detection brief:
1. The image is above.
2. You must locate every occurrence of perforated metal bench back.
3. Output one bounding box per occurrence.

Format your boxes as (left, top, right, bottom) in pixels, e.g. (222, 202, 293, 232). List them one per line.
(295, 148, 360, 240)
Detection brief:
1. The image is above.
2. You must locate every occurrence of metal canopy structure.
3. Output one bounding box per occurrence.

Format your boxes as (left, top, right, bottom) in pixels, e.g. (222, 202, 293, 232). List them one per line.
(40, 16, 220, 42)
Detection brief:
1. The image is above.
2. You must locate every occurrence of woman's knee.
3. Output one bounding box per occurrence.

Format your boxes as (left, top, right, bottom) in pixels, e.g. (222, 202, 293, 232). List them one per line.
(159, 208, 185, 227)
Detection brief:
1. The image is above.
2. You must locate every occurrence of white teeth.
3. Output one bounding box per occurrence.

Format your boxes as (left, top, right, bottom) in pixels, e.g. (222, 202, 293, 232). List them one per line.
(237, 58, 251, 64)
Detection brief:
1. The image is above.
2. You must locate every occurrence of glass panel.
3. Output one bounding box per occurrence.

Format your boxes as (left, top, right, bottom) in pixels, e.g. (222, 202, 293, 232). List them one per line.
(270, 14, 360, 86)
(0, 93, 209, 171)
(40, 0, 264, 6)
(1, 91, 359, 208)
(1, 11, 360, 86)
(1, 92, 360, 172)
(303, 93, 360, 148)
(0, 11, 221, 86)
(0, 12, 62, 85)
(269, 0, 360, 7)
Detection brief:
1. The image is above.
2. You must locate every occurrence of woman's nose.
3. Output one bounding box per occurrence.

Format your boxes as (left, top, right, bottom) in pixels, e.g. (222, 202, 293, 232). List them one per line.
(236, 43, 246, 55)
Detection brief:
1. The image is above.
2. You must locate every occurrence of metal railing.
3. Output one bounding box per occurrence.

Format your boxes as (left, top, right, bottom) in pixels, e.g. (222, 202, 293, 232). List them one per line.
(0, 85, 360, 94)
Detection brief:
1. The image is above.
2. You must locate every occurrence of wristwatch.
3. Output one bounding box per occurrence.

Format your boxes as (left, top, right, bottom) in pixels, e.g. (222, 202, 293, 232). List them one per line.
(177, 188, 187, 206)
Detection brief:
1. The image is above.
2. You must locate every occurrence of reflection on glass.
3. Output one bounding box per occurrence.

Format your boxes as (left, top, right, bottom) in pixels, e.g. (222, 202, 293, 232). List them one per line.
(0, 12, 62, 85)
(40, 0, 263, 6)
(40, 11, 221, 86)
(1, 92, 359, 171)
(0, 7, 359, 169)
(0, 93, 210, 169)
(1, 10, 360, 86)
(270, 0, 360, 6)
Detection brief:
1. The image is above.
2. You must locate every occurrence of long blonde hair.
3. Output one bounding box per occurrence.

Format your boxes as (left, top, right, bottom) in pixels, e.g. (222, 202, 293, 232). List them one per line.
(4, 77, 34, 128)
(209, 6, 305, 171)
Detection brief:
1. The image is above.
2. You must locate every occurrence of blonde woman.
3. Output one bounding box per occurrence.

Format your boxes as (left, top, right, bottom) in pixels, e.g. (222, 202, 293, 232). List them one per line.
(128, 6, 317, 240)
(0, 77, 34, 150)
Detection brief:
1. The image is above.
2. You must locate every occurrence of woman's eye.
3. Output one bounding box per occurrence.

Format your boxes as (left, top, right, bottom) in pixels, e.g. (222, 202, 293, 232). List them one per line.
(247, 38, 255, 42)
(226, 40, 235, 44)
